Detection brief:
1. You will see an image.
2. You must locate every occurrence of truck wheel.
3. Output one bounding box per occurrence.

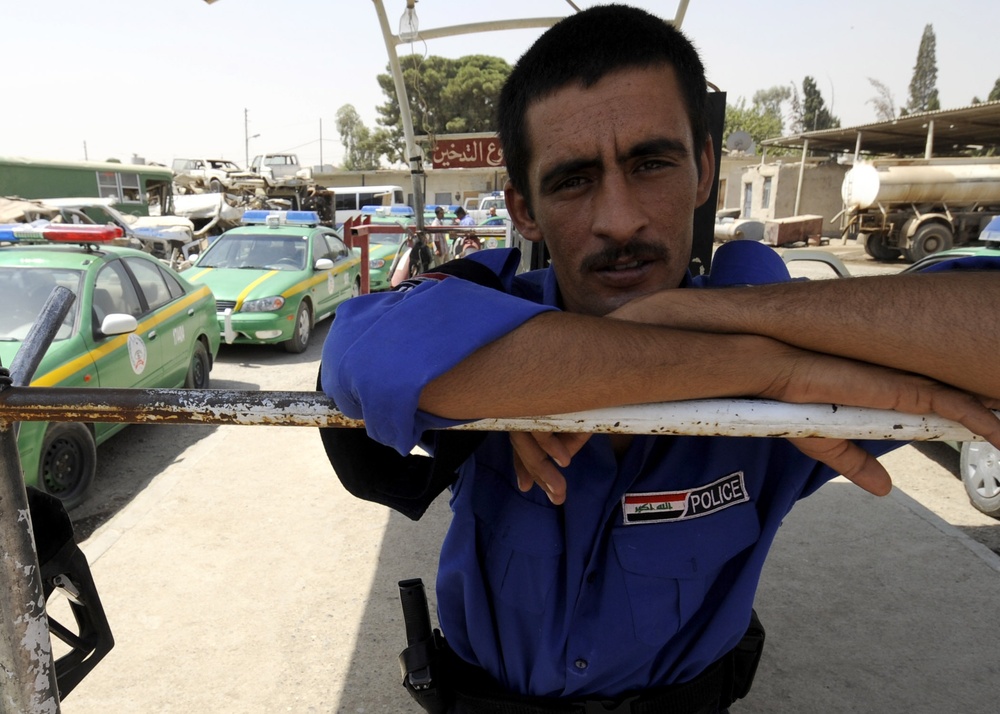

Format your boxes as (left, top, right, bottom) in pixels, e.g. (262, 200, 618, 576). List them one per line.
(960, 442, 1000, 519)
(209, 178, 224, 193)
(284, 301, 312, 353)
(861, 233, 901, 261)
(38, 422, 96, 510)
(906, 223, 953, 262)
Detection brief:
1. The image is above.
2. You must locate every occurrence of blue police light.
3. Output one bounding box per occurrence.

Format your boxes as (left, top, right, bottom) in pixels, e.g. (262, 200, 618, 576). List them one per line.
(0, 224, 22, 241)
(980, 215, 1000, 244)
(242, 210, 321, 227)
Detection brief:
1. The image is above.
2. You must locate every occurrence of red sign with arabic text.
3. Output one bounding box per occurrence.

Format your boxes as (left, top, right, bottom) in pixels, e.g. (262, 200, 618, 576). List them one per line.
(430, 136, 505, 169)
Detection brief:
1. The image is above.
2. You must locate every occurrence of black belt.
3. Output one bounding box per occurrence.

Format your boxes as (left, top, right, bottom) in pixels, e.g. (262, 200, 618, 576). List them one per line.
(447, 649, 732, 714)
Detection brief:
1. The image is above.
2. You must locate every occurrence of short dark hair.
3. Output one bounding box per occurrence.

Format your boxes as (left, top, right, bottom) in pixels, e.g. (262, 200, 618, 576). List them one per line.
(497, 4, 709, 198)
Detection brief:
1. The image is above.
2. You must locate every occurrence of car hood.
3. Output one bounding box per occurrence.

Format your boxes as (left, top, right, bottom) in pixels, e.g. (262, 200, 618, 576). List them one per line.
(182, 266, 305, 303)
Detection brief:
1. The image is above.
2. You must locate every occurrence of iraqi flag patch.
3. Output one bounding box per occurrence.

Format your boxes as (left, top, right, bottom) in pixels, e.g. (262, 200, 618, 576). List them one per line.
(622, 471, 749, 525)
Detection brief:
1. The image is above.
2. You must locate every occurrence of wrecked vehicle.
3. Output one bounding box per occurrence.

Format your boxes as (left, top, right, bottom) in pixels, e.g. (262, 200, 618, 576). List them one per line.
(172, 158, 244, 194)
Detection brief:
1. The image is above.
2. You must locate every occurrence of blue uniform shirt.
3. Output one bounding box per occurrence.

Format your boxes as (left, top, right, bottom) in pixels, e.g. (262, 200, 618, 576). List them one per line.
(321, 242, 981, 699)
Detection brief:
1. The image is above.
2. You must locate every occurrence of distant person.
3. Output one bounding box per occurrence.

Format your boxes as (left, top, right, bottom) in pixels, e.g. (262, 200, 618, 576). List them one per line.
(430, 206, 446, 226)
(454, 206, 475, 226)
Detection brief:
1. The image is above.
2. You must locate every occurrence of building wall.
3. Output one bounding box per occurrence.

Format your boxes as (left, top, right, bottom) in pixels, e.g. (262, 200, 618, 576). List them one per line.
(738, 161, 849, 237)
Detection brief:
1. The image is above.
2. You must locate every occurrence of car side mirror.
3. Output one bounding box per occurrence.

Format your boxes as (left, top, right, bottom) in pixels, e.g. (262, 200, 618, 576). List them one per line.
(314, 258, 334, 270)
(100, 314, 138, 336)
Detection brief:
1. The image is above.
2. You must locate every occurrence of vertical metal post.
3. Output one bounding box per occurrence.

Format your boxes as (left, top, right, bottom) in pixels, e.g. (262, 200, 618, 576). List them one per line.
(925, 119, 935, 159)
(0, 287, 72, 713)
(794, 138, 809, 216)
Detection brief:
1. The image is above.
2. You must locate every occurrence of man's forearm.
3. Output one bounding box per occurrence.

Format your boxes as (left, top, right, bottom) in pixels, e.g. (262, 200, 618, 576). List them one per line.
(419, 311, 803, 419)
(612, 272, 1000, 398)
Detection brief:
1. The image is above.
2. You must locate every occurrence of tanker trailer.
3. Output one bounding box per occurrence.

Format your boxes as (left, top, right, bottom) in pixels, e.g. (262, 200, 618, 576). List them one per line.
(840, 158, 1000, 262)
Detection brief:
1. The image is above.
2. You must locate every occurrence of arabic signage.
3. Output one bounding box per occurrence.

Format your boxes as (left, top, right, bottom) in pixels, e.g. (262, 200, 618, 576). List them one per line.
(430, 136, 505, 169)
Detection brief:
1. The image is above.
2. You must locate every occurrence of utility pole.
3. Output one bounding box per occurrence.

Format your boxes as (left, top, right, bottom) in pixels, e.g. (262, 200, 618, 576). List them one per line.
(319, 117, 323, 168)
(244, 108, 249, 167)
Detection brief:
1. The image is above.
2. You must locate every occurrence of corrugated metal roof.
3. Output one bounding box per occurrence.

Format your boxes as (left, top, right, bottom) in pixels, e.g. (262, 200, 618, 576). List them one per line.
(760, 101, 1000, 156)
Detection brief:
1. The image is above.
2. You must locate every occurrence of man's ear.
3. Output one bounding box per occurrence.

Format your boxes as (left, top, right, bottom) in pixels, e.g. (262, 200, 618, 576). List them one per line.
(504, 180, 544, 243)
(695, 134, 716, 208)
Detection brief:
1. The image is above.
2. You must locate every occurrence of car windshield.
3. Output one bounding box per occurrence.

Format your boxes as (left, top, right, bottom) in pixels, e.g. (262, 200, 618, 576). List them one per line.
(370, 232, 406, 246)
(0, 267, 83, 341)
(197, 233, 308, 270)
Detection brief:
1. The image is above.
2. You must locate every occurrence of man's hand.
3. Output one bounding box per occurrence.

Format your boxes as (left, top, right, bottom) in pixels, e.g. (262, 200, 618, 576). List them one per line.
(511, 431, 591, 505)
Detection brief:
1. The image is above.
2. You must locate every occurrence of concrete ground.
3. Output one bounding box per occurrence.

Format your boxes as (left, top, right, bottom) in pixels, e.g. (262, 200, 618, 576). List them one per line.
(55, 420, 1000, 713)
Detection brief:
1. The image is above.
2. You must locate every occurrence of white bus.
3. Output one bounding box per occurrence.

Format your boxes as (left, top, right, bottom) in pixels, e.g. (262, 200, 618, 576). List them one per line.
(329, 184, 406, 224)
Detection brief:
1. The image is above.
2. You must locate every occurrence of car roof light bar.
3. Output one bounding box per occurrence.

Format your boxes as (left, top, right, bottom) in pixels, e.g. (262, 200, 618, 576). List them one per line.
(0, 223, 122, 243)
(241, 210, 321, 227)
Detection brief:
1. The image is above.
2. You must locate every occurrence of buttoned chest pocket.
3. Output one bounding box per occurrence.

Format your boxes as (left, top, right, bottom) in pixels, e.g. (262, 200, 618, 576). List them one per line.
(475, 490, 563, 615)
(611, 503, 761, 646)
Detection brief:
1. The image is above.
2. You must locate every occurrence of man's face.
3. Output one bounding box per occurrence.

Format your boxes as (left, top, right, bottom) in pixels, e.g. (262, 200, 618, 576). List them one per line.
(506, 65, 714, 316)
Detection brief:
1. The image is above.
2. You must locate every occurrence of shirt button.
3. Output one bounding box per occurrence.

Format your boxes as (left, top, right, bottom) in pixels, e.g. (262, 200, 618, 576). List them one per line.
(574, 659, 588, 670)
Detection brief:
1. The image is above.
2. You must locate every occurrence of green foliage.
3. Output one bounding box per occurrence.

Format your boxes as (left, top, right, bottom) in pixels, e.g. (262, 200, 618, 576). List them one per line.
(374, 54, 512, 164)
(989, 77, 1000, 102)
(335, 105, 389, 170)
(724, 86, 791, 153)
(866, 78, 896, 121)
(907, 24, 940, 113)
(801, 76, 840, 131)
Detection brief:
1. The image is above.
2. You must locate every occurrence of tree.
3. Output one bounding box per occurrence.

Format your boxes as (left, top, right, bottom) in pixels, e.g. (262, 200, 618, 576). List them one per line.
(335, 105, 386, 171)
(801, 76, 840, 131)
(906, 24, 940, 114)
(724, 86, 790, 151)
(866, 77, 896, 121)
(374, 54, 512, 164)
(990, 77, 1000, 102)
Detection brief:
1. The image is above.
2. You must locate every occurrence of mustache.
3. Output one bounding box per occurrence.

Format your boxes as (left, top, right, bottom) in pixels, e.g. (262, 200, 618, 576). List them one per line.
(579, 240, 670, 272)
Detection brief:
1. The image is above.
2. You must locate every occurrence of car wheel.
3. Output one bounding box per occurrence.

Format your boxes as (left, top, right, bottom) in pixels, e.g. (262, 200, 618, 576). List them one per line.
(284, 301, 312, 353)
(184, 340, 211, 389)
(959, 442, 1000, 519)
(38, 422, 96, 510)
(209, 178, 224, 193)
(906, 223, 953, 263)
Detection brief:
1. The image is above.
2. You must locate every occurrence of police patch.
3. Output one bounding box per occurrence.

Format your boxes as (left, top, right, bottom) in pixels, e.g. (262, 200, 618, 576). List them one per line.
(622, 471, 749, 525)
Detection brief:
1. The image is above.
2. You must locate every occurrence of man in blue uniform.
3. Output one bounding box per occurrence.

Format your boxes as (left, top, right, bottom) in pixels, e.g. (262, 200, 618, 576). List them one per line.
(320, 5, 1000, 713)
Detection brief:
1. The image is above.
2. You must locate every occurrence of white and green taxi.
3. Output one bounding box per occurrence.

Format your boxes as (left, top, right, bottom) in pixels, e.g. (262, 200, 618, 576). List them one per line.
(183, 211, 362, 353)
(0, 222, 220, 508)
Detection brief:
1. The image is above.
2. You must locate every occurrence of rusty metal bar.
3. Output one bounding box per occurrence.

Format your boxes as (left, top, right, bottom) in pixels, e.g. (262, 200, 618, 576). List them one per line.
(0, 386, 986, 442)
(0, 287, 74, 714)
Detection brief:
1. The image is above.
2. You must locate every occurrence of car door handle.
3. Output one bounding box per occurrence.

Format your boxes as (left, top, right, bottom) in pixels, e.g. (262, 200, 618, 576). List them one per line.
(147, 330, 157, 340)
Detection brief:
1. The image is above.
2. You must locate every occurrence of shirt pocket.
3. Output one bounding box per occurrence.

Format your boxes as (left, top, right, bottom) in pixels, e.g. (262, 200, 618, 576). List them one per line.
(475, 489, 564, 615)
(611, 502, 761, 646)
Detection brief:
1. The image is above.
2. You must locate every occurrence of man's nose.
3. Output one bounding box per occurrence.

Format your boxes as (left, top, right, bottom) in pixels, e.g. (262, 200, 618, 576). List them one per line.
(590, 173, 646, 243)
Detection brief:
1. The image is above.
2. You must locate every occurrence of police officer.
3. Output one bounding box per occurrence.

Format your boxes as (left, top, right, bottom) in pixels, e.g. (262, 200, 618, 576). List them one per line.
(320, 5, 1000, 713)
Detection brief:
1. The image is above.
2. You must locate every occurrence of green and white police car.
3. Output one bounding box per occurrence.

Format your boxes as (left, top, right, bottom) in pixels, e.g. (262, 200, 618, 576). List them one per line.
(0, 222, 220, 508)
(183, 211, 362, 352)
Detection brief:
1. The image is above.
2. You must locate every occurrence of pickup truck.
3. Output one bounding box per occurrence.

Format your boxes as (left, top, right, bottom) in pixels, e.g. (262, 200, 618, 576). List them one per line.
(230, 153, 313, 191)
(463, 192, 509, 224)
(172, 158, 244, 194)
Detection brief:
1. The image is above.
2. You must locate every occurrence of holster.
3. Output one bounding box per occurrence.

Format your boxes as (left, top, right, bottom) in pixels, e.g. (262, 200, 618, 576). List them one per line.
(727, 608, 766, 704)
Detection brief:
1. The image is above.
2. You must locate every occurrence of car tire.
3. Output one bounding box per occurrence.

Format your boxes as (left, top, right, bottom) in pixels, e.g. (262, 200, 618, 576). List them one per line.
(906, 223, 953, 263)
(284, 301, 312, 354)
(209, 178, 224, 193)
(38, 422, 96, 510)
(959, 442, 1000, 519)
(184, 340, 211, 389)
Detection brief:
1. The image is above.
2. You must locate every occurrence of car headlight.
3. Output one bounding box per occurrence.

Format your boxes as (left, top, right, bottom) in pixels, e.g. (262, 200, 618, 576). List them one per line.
(370, 258, 386, 269)
(241, 296, 285, 312)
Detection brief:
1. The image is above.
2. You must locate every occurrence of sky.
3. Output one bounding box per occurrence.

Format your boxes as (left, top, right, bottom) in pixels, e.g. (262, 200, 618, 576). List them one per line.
(2, 0, 999, 170)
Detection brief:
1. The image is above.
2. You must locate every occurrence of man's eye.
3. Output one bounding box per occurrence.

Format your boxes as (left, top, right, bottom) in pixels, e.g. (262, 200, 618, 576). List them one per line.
(556, 176, 588, 191)
(637, 159, 671, 172)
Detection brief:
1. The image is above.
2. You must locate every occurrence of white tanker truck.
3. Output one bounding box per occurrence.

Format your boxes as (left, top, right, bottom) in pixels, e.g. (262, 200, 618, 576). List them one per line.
(841, 157, 1000, 262)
